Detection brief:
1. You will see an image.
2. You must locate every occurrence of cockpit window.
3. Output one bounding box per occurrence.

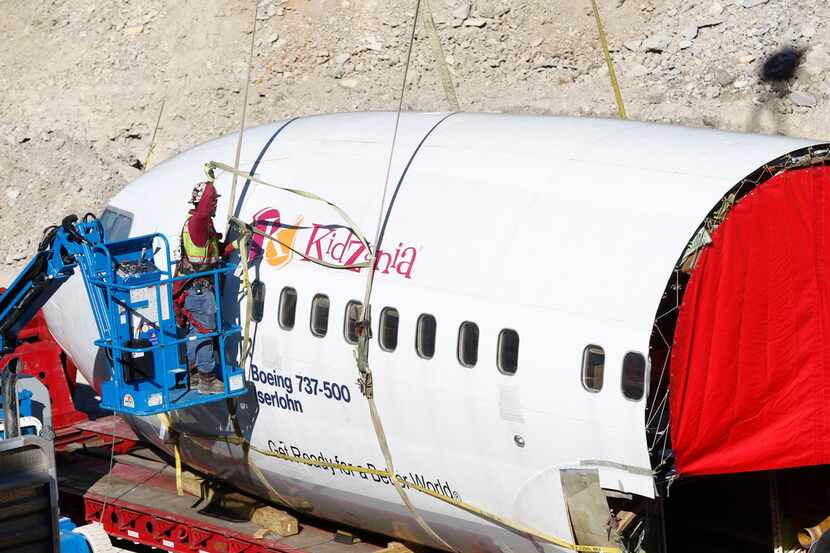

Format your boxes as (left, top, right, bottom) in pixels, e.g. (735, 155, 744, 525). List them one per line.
(100, 206, 134, 242)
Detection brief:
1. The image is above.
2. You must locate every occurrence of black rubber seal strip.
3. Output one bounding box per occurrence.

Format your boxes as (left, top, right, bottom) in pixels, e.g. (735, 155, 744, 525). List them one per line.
(376, 112, 458, 253)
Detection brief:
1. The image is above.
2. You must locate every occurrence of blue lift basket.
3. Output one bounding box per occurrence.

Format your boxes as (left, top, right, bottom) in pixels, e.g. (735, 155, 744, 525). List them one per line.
(87, 232, 246, 415)
(0, 216, 246, 416)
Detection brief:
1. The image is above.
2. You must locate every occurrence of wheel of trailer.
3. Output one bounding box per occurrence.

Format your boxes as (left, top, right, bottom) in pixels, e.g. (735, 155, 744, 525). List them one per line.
(73, 522, 117, 553)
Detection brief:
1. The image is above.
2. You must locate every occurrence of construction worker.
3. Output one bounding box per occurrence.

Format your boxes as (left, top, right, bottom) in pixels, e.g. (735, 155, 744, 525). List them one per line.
(174, 165, 235, 394)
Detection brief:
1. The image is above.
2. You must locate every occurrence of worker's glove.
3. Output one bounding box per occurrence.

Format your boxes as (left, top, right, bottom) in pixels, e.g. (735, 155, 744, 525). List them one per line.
(246, 217, 269, 265)
(227, 217, 252, 239)
(203, 162, 216, 182)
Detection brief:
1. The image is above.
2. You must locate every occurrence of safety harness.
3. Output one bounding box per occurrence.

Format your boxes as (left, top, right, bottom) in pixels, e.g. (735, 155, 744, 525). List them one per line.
(173, 216, 222, 333)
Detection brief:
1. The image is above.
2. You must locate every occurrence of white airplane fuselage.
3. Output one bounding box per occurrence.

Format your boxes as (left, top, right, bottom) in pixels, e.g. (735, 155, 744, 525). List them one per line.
(42, 112, 821, 552)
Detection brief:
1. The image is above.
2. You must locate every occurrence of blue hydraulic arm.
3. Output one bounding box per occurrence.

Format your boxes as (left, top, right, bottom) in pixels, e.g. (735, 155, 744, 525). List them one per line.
(0, 214, 246, 416)
(0, 216, 92, 354)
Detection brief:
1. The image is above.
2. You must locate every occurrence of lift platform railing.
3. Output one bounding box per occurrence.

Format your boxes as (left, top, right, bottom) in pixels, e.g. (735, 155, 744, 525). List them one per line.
(0, 215, 246, 417)
(79, 232, 246, 416)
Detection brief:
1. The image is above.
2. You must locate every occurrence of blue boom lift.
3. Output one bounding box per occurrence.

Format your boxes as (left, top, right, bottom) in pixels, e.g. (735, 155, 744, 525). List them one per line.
(0, 213, 248, 552)
(0, 214, 246, 415)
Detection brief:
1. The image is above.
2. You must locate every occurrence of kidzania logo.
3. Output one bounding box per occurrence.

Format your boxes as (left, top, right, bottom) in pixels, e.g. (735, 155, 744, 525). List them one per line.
(303, 224, 418, 279)
(253, 207, 418, 279)
(249, 207, 302, 269)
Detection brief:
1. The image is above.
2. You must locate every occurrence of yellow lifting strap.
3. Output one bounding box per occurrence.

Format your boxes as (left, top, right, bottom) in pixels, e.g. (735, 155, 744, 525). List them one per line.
(215, 161, 456, 547)
(230, 214, 370, 271)
(421, 0, 460, 111)
(590, 0, 627, 120)
(157, 413, 184, 496)
(209, 161, 373, 269)
(237, 231, 254, 368)
(143, 98, 166, 171)
(344, 1, 453, 546)
(225, 1, 260, 232)
(175, 427, 621, 553)
(226, 399, 303, 511)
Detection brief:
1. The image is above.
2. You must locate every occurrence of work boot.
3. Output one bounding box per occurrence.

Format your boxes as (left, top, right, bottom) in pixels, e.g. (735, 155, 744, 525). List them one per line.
(198, 373, 224, 394)
(189, 369, 201, 388)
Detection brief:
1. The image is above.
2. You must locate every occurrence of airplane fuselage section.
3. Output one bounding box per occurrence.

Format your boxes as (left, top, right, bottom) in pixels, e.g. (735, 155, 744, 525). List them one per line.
(43, 112, 821, 552)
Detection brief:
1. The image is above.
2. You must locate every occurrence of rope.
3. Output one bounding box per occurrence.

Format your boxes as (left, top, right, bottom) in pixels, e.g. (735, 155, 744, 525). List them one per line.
(225, 0, 260, 233)
(141, 3, 194, 171)
(420, 0, 460, 111)
(143, 97, 166, 170)
(97, 413, 119, 522)
(590, 0, 627, 119)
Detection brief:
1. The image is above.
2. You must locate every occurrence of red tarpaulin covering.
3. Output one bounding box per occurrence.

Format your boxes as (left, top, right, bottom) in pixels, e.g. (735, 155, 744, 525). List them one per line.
(670, 165, 830, 476)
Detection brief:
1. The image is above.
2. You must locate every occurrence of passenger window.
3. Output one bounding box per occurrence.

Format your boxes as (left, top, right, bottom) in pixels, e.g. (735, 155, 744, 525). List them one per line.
(582, 345, 605, 392)
(310, 294, 330, 337)
(344, 300, 363, 345)
(497, 329, 519, 375)
(622, 351, 646, 400)
(416, 314, 437, 359)
(379, 307, 399, 352)
(278, 287, 297, 330)
(457, 322, 479, 368)
(99, 206, 133, 242)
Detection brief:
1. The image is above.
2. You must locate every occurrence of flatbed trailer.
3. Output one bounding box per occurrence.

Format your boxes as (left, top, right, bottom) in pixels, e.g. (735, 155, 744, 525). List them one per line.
(56, 419, 413, 553)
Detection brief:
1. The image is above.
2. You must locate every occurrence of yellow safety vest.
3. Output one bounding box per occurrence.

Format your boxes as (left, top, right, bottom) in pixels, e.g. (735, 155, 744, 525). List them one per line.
(180, 216, 221, 274)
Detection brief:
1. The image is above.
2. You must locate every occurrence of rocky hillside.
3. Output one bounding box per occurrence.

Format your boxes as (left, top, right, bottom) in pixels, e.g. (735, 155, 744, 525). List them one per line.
(1, 0, 828, 281)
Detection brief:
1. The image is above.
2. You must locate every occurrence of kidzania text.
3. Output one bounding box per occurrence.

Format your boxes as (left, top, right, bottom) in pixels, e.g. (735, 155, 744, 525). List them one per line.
(303, 225, 418, 279)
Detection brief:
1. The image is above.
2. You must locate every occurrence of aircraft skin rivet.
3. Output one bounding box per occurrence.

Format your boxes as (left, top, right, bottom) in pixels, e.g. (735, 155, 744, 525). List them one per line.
(514, 435, 525, 448)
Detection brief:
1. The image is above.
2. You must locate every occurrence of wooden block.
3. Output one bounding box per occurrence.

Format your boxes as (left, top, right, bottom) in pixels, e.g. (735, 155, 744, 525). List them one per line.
(335, 530, 361, 545)
(251, 506, 298, 537)
(253, 528, 272, 539)
(180, 470, 214, 502)
(181, 470, 297, 536)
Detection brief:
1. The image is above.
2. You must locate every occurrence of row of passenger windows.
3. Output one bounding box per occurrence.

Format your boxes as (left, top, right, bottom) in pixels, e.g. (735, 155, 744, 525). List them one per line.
(278, 287, 520, 374)
(274, 287, 646, 398)
(97, 209, 647, 401)
(582, 345, 646, 401)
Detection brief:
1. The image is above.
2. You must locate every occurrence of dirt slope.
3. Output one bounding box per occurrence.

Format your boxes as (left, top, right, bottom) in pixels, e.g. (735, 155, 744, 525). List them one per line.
(1, 0, 828, 282)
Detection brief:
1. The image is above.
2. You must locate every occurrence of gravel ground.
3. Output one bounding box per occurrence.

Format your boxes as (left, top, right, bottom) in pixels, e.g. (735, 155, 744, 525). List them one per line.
(1, 0, 828, 282)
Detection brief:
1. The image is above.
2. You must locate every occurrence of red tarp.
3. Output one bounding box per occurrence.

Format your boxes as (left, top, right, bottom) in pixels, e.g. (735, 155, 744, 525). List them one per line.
(670, 165, 830, 476)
